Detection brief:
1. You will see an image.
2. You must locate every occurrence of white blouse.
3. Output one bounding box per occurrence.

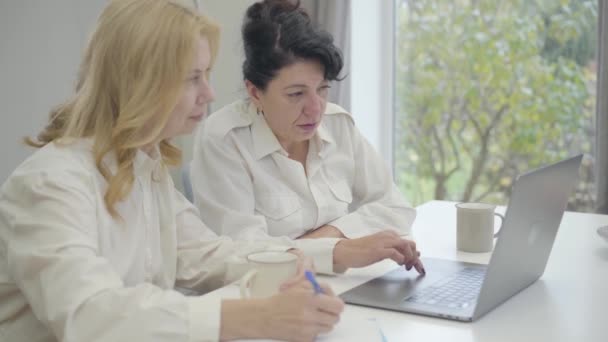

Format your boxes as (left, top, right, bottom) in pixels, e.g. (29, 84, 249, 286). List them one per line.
(0, 139, 287, 342)
(191, 100, 416, 274)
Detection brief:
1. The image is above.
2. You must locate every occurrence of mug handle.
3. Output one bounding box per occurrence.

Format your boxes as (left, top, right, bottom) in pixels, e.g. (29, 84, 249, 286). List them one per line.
(239, 269, 258, 298)
(493, 213, 505, 237)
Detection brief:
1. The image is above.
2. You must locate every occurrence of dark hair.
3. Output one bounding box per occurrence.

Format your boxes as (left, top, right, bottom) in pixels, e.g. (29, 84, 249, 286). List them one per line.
(242, 0, 344, 90)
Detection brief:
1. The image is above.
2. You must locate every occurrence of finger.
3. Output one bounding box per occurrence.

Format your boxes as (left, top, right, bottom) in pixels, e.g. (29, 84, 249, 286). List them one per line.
(279, 273, 308, 291)
(299, 322, 333, 340)
(405, 255, 423, 272)
(295, 259, 306, 276)
(295, 259, 305, 275)
(304, 256, 315, 273)
(319, 282, 335, 296)
(312, 315, 340, 335)
(396, 241, 417, 263)
(413, 258, 426, 275)
(380, 235, 410, 250)
(382, 229, 401, 239)
(403, 242, 417, 260)
(296, 256, 315, 276)
(404, 253, 421, 271)
(294, 328, 320, 342)
(288, 249, 316, 276)
(314, 318, 339, 334)
(312, 309, 341, 328)
(314, 295, 345, 315)
(383, 248, 405, 265)
(408, 239, 417, 250)
(316, 323, 334, 334)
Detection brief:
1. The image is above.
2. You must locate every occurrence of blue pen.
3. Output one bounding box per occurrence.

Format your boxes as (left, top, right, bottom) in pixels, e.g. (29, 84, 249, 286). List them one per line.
(304, 270, 323, 294)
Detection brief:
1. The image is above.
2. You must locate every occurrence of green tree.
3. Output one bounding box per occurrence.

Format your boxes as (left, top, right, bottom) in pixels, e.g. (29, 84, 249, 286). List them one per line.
(394, 0, 597, 210)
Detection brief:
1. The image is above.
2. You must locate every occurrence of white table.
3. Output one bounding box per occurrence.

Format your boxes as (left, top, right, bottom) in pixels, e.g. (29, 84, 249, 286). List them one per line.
(212, 200, 608, 342)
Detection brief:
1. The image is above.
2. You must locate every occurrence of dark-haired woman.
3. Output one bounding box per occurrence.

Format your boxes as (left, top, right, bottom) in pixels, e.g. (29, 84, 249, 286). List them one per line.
(191, 0, 424, 275)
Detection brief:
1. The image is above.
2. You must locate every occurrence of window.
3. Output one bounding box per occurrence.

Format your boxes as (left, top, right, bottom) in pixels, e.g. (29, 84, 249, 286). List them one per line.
(393, 0, 598, 211)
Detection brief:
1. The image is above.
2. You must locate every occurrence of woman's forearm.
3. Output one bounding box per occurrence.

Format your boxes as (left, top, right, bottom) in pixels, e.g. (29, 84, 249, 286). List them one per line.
(220, 299, 268, 341)
(297, 225, 346, 239)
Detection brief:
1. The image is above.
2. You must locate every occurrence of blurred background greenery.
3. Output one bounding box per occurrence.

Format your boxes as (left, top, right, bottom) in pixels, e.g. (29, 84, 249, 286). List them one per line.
(394, 0, 598, 211)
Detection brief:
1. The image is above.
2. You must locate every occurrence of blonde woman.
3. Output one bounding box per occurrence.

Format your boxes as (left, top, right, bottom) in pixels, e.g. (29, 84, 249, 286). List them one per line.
(0, 1, 343, 341)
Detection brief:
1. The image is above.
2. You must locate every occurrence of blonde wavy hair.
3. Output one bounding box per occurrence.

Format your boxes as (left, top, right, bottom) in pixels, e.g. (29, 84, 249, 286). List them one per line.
(26, 0, 219, 218)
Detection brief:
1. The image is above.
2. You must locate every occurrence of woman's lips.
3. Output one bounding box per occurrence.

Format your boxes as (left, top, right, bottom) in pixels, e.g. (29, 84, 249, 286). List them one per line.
(190, 113, 205, 121)
(298, 122, 318, 132)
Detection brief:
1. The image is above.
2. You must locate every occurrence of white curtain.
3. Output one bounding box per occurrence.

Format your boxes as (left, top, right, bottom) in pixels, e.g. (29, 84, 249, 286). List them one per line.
(596, 0, 608, 213)
(300, 0, 351, 111)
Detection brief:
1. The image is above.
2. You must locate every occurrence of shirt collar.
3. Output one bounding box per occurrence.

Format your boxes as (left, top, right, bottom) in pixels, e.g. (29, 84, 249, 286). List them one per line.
(133, 145, 162, 176)
(311, 123, 334, 159)
(248, 101, 337, 160)
(249, 102, 287, 160)
(316, 121, 334, 143)
(100, 143, 163, 178)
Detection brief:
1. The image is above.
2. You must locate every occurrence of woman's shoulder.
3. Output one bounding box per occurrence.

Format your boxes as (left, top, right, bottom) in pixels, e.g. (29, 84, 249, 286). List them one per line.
(323, 102, 355, 125)
(8, 139, 96, 184)
(200, 99, 254, 140)
(0, 139, 98, 226)
(322, 102, 356, 131)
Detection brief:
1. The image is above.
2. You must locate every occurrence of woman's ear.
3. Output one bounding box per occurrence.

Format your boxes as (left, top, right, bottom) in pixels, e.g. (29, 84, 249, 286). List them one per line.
(245, 80, 263, 111)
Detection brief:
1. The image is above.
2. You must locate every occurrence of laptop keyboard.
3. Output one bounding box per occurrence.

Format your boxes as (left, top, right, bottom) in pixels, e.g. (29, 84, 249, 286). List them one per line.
(404, 267, 485, 309)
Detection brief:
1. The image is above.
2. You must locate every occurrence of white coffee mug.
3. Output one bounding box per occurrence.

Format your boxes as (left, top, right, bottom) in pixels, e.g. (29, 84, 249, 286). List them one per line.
(456, 202, 504, 253)
(224, 255, 252, 284)
(239, 251, 298, 298)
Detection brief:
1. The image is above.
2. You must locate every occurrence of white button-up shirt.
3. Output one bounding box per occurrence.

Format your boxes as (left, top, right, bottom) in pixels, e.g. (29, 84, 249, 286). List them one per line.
(0, 139, 287, 342)
(192, 100, 416, 274)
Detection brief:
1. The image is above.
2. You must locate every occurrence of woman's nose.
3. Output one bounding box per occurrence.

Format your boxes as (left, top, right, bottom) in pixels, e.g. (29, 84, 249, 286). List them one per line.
(304, 94, 323, 119)
(197, 80, 215, 104)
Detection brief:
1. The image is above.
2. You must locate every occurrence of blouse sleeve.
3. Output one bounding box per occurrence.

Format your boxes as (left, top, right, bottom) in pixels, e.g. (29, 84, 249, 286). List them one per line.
(173, 187, 292, 293)
(0, 166, 218, 341)
(328, 122, 417, 239)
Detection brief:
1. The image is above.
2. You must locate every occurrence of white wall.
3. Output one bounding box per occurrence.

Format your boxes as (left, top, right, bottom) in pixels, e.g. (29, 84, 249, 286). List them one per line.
(350, 0, 395, 170)
(176, 0, 255, 165)
(0, 0, 106, 183)
(200, 0, 255, 112)
(0, 0, 251, 187)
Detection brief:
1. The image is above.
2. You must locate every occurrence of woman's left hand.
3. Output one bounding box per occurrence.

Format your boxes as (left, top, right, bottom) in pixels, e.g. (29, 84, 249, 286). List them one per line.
(280, 249, 315, 290)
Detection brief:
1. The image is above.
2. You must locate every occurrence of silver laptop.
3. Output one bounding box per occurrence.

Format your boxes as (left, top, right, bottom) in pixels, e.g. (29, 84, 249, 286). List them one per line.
(340, 154, 583, 322)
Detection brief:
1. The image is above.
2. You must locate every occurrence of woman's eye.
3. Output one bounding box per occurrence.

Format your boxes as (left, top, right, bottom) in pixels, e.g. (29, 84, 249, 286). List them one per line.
(288, 91, 304, 98)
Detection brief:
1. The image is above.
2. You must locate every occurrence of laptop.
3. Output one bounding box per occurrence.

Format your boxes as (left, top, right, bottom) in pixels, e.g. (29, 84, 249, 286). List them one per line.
(340, 154, 583, 322)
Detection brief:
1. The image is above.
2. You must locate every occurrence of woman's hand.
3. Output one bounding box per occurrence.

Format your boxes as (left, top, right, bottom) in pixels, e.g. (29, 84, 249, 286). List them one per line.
(332, 230, 425, 274)
(220, 273, 343, 341)
(287, 248, 315, 273)
(263, 278, 344, 342)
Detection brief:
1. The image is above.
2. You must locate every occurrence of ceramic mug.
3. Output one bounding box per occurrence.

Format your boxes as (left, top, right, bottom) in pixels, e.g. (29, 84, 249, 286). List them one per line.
(224, 255, 253, 284)
(456, 202, 504, 253)
(239, 251, 298, 298)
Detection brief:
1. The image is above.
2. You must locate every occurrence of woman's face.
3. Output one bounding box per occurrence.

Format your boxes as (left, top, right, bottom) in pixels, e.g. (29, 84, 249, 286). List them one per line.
(160, 37, 215, 140)
(247, 60, 330, 148)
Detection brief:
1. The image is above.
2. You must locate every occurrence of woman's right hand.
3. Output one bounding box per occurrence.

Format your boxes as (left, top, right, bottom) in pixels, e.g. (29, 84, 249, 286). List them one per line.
(332, 230, 425, 274)
(262, 279, 344, 342)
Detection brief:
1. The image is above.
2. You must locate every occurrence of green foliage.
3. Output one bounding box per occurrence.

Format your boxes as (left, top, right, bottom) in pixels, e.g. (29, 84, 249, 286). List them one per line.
(394, 0, 597, 211)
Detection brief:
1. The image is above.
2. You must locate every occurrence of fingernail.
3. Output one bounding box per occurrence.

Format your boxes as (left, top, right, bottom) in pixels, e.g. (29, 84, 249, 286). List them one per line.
(422, 267, 426, 275)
